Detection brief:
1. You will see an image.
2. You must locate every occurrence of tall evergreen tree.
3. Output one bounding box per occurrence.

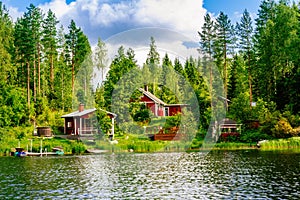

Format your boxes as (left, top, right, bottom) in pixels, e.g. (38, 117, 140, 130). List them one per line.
(65, 20, 91, 97)
(42, 9, 59, 94)
(14, 16, 35, 110)
(0, 2, 14, 86)
(94, 37, 108, 83)
(199, 13, 216, 111)
(214, 12, 234, 100)
(199, 13, 215, 59)
(26, 4, 44, 100)
(254, 0, 276, 102)
(237, 9, 254, 106)
(160, 53, 177, 104)
(100, 46, 137, 110)
(146, 37, 160, 95)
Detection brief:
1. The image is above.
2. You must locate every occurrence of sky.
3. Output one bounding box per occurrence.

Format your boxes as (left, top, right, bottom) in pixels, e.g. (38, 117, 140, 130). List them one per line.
(1, 0, 263, 42)
(0, 0, 265, 87)
(1, 0, 263, 69)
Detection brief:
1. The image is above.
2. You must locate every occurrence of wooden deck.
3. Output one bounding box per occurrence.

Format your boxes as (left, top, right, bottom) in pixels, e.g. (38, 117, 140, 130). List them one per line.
(55, 134, 96, 141)
(146, 126, 185, 141)
(26, 152, 59, 156)
(148, 133, 185, 141)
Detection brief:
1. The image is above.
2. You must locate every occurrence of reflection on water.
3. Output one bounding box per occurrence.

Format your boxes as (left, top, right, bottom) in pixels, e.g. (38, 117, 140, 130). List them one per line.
(0, 150, 299, 199)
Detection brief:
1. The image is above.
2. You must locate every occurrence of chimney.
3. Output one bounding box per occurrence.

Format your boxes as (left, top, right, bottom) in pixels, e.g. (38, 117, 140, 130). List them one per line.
(144, 84, 148, 92)
(79, 103, 84, 112)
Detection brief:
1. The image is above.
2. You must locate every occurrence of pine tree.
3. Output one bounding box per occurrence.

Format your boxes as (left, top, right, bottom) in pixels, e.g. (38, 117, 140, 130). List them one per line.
(26, 4, 44, 100)
(237, 9, 254, 106)
(42, 9, 59, 94)
(199, 13, 215, 59)
(254, 0, 276, 102)
(199, 13, 216, 111)
(0, 2, 14, 86)
(160, 53, 177, 104)
(146, 37, 160, 95)
(14, 16, 35, 110)
(65, 20, 91, 97)
(214, 12, 234, 100)
(94, 37, 108, 83)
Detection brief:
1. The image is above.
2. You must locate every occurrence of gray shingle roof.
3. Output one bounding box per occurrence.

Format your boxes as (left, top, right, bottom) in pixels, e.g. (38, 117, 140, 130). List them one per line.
(61, 108, 96, 118)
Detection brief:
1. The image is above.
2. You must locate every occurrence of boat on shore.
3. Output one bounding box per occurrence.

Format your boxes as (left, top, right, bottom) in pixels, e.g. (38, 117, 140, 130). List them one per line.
(12, 146, 64, 157)
(86, 149, 109, 154)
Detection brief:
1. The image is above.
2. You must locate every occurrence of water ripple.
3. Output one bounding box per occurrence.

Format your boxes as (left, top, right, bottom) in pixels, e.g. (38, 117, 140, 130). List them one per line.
(0, 150, 299, 199)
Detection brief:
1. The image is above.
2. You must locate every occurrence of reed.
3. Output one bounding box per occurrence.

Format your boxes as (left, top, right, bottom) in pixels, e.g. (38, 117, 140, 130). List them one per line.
(259, 137, 300, 149)
(112, 134, 191, 152)
(0, 136, 87, 155)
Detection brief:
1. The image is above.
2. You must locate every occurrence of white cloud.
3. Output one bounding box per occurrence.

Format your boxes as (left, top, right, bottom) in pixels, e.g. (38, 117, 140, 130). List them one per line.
(39, 0, 75, 19)
(7, 6, 22, 21)
(134, 0, 206, 40)
(38, 0, 206, 43)
(4, 0, 207, 55)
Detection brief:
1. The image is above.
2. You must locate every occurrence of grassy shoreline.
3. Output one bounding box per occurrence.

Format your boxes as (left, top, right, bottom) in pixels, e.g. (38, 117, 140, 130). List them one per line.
(1, 133, 300, 156)
(258, 137, 300, 150)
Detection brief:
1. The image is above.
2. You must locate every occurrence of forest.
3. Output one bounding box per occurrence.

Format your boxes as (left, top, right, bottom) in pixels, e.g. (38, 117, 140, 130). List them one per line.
(0, 0, 300, 147)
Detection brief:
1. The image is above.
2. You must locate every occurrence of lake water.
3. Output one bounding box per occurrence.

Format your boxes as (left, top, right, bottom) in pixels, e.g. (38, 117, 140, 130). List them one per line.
(0, 150, 299, 199)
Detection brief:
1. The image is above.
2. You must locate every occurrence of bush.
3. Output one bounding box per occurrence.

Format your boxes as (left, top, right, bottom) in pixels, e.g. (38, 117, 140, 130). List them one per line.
(272, 118, 300, 138)
(71, 141, 87, 154)
(219, 132, 240, 142)
(240, 130, 272, 143)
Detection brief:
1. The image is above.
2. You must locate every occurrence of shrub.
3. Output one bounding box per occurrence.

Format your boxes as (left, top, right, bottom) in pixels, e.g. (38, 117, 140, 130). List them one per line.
(240, 130, 272, 143)
(219, 132, 240, 142)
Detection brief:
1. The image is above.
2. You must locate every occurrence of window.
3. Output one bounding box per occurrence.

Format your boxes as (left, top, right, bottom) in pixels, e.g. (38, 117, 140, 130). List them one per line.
(165, 107, 169, 116)
(67, 122, 72, 128)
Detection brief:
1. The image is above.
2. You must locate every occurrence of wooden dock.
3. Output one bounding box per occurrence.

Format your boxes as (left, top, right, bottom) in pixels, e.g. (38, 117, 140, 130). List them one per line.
(26, 152, 59, 156)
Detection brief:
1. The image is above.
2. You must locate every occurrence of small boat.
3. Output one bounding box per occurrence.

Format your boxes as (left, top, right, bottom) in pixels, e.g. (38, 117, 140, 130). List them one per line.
(86, 149, 109, 154)
(52, 146, 64, 155)
(14, 147, 27, 157)
(12, 147, 64, 157)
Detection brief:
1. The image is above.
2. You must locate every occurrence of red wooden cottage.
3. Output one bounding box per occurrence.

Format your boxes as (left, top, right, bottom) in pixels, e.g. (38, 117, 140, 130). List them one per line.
(139, 86, 188, 117)
(61, 104, 97, 135)
(61, 104, 117, 137)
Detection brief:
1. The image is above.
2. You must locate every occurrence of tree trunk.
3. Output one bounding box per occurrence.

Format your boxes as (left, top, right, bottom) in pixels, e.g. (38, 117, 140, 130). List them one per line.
(27, 61, 30, 110)
(50, 54, 54, 91)
(61, 72, 64, 110)
(72, 59, 75, 97)
(38, 43, 41, 96)
(224, 42, 227, 100)
(33, 56, 36, 102)
(248, 53, 252, 108)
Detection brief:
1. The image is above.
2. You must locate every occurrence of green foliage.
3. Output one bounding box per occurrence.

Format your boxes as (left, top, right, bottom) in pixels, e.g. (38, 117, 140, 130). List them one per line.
(0, 86, 29, 126)
(71, 141, 87, 154)
(1, 0, 300, 154)
(163, 114, 181, 130)
(240, 130, 272, 143)
(259, 137, 300, 149)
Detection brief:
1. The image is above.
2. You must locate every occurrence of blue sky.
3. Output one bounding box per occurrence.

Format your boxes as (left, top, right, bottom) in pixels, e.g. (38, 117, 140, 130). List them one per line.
(0, 0, 265, 80)
(203, 0, 261, 22)
(1, 0, 263, 43)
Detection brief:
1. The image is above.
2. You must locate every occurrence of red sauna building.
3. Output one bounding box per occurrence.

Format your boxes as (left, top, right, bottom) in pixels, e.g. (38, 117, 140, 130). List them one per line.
(138, 87, 188, 117)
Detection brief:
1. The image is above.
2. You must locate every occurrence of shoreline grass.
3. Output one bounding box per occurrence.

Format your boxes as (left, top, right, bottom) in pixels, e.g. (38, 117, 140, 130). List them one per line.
(259, 137, 300, 150)
(1, 130, 300, 156)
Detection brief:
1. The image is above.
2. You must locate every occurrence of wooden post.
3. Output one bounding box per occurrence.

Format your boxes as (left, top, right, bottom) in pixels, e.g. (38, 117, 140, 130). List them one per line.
(74, 118, 77, 135)
(112, 117, 114, 140)
(80, 118, 82, 135)
(40, 139, 43, 157)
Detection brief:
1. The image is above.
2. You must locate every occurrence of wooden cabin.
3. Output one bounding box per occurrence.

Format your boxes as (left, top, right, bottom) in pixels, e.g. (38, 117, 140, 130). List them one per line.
(61, 104, 117, 142)
(218, 118, 242, 141)
(139, 86, 188, 117)
(61, 104, 97, 135)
